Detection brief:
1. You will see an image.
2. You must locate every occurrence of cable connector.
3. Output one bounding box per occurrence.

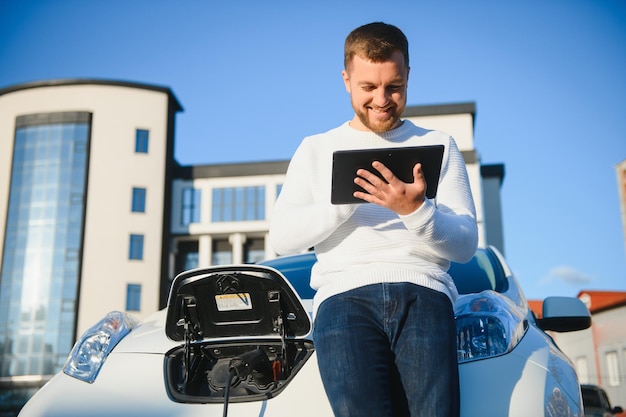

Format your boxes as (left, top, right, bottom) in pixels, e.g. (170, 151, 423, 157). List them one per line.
(229, 349, 270, 379)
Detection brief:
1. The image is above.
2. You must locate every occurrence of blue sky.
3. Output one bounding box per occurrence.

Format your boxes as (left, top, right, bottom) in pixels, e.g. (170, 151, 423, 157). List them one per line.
(1, 0, 625, 301)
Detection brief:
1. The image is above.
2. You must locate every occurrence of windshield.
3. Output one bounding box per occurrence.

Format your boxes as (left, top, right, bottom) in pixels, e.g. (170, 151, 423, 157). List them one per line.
(449, 248, 508, 294)
(259, 248, 508, 300)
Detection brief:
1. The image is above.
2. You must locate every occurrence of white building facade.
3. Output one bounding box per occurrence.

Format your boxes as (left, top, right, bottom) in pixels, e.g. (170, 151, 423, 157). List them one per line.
(0, 80, 181, 409)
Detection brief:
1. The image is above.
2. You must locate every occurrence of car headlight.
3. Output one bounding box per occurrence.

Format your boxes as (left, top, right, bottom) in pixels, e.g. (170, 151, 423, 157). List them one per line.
(455, 291, 527, 363)
(63, 311, 138, 383)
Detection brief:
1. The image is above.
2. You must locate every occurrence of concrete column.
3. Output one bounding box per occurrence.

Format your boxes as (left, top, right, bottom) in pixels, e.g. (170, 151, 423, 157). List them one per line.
(263, 232, 276, 260)
(199, 235, 212, 267)
(229, 233, 247, 264)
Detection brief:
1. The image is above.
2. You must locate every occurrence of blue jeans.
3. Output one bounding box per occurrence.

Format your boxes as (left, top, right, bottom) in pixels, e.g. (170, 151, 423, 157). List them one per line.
(313, 283, 459, 417)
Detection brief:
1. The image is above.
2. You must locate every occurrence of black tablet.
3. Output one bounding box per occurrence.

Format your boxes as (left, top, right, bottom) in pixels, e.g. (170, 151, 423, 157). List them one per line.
(331, 144, 445, 204)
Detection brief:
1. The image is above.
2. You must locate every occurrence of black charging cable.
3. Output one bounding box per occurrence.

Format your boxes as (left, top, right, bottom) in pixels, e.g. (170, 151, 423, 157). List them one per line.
(222, 349, 270, 417)
(222, 367, 237, 417)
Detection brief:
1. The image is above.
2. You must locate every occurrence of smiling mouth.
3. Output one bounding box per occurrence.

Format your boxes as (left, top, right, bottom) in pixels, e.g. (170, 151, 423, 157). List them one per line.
(369, 106, 393, 117)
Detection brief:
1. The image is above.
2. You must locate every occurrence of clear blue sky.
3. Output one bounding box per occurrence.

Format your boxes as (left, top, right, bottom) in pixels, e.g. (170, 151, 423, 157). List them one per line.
(1, 0, 625, 301)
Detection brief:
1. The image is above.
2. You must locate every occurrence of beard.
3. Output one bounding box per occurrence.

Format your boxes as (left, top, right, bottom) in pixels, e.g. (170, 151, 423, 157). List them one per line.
(352, 102, 403, 133)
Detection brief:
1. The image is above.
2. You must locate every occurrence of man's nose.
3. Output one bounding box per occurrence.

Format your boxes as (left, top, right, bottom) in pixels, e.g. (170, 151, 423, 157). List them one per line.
(372, 88, 389, 106)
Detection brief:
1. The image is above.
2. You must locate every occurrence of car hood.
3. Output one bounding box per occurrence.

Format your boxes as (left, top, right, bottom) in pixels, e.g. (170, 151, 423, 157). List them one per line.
(112, 309, 177, 353)
(165, 264, 312, 342)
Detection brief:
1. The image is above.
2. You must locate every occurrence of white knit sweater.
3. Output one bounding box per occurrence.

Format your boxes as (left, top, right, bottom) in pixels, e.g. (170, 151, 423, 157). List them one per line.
(269, 120, 478, 315)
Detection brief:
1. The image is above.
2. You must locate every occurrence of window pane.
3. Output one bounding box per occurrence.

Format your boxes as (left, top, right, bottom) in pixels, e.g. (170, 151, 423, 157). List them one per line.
(129, 234, 144, 260)
(244, 238, 265, 264)
(576, 357, 589, 384)
(212, 239, 232, 265)
(255, 186, 265, 219)
(245, 187, 255, 220)
(182, 188, 201, 225)
(126, 284, 141, 311)
(175, 240, 199, 274)
(234, 188, 244, 220)
(223, 188, 233, 221)
(606, 351, 620, 386)
(184, 253, 199, 270)
(211, 189, 221, 222)
(211, 186, 265, 222)
(131, 187, 146, 213)
(135, 129, 149, 153)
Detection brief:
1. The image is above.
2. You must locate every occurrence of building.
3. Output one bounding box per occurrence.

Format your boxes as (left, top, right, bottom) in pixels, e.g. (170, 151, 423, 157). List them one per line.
(0, 79, 182, 411)
(0, 78, 504, 412)
(617, 159, 626, 257)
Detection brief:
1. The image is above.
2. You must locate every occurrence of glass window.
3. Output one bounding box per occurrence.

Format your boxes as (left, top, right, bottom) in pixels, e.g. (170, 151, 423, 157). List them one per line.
(182, 187, 201, 225)
(212, 186, 265, 222)
(244, 238, 265, 264)
(184, 252, 199, 270)
(576, 356, 589, 384)
(131, 187, 146, 213)
(449, 248, 507, 294)
(0, 112, 91, 378)
(129, 234, 144, 260)
(606, 351, 620, 386)
(126, 284, 141, 311)
(135, 129, 149, 153)
(212, 239, 232, 265)
(175, 240, 199, 273)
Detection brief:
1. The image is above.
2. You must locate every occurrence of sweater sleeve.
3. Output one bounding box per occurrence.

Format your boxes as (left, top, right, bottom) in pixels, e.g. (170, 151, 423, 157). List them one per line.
(269, 138, 357, 255)
(399, 137, 478, 263)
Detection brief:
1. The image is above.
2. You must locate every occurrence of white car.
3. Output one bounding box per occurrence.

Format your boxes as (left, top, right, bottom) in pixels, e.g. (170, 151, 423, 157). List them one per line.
(18, 247, 590, 417)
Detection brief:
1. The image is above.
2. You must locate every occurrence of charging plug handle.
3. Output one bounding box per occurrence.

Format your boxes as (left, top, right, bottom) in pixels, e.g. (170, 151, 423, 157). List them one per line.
(229, 349, 269, 379)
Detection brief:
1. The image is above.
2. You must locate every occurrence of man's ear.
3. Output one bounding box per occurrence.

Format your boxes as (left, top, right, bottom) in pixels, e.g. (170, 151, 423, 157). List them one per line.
(342, 69, 351, 93)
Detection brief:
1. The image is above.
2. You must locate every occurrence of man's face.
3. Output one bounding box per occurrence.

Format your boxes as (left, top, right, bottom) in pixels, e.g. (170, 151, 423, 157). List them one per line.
(342, 50, 409, 133)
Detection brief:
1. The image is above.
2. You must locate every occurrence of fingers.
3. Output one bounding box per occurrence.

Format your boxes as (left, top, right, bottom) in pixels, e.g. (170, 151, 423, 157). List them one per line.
(354, 161, 392, 185)
(413, 162, 423, 178)
(352, 161, 399, 204)
(370, 161, 396, 183)
(355, 161, 420, 187)
(353, 170, 381, 200)
(352, 161, 427, 214)
(353, 161, 388, 196)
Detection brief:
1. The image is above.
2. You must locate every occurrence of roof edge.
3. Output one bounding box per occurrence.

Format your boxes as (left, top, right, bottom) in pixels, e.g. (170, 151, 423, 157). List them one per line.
(175, 159, 290, 179)
(481, 163, 505, 184)
(403, 102, 476, 118)
(0, 78, 183, 111)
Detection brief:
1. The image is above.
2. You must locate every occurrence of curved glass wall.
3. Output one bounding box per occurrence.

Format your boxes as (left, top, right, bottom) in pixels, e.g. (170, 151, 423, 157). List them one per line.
(0, 112, 91, 379)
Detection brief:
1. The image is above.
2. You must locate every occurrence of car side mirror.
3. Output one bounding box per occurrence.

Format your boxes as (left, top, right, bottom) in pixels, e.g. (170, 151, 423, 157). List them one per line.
(536, 296, 591, 332)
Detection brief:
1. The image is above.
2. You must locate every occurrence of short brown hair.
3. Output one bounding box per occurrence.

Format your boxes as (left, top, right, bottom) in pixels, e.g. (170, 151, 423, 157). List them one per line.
(344, 22, 409, 70)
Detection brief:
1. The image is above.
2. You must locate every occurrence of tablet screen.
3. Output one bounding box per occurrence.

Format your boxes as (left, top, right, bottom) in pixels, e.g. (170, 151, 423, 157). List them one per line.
(331, 145, 444, 204)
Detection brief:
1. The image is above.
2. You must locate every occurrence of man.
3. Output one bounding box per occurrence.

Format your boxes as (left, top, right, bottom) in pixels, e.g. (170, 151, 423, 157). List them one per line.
(269, 22, 478, 417)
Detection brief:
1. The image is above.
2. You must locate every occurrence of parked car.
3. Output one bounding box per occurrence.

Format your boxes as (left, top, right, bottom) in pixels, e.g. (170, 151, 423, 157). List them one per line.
(581, 384, 624, 417)
(18, 247, 591, 417)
